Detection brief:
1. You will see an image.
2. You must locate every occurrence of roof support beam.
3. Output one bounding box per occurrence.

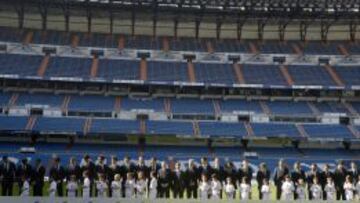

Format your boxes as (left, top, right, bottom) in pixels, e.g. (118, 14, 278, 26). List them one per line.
(14, 0, 24, 29)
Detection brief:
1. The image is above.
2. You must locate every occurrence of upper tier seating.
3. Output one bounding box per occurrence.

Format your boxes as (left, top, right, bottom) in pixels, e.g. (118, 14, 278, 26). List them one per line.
(333, 66, 360, 86)
(170, 98, 214, 115)
(89, 119, 140, 134)
(302, 124, 354, 139)
(194, 63, 237, 84)
(67, 95, 115, 112)
(251, 123, 301, 138)
(33, 117, 85, 133)
(16, 93, 64, 108)
(241, 64, 288, 86)
(146, 120, 193, 135)
(97, 59, 140, 80)
(0, 115, 28, 131)
(266, 101, 313, 116)
(288, 65, 336, 86)
(46, 57, 92, 78)
(147, 61, 188, 82)
(0, 54, 42, 76)
(198, 121, 247, 137)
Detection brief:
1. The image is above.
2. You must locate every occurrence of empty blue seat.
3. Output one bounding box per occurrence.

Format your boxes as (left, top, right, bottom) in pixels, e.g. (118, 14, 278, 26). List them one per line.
(68, 95, 115, 112)
(258, 41, 294, 54)
(97, 59, 139, 80)
(219, 99, 263, 114)
(301, 41, 340, 55)
(46, 57, 92, 78)
(146, 120, 193, 135)
(121, 97, 164, 112)
(147, 61, 188, 82)
(33, 117, 85, 134)
(198, 122, 247, 137)
(266, 101, 313, 115)
(0, 116, 28, 131)
(90, 119, 140, 134)
(314, 101, 349, 114)
(194, 63, 236, 84)
(251, 123, 301, 138)
(0, 54, 42, 76)
(0, 92, 11, 107)
(16, 93, 64, 108)
(303, 124, 354, 139)
(170, 98, 214, 114)
(242, 64, 288, 86)
(333, 66, 360, 86)
(288, 65, 336, 86)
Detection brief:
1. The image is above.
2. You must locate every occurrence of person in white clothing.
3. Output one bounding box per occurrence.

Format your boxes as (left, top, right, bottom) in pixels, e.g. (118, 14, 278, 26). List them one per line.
(96, 173, 108, 197)
(356, 175, 360, 200)
(149, 171, 158, 199)
(20, 176, 29, 197)
(198, 174, 210, 199)
(135, 171, 147, 198)
(82, 171, 91, 198)
(325, 176, 336, 201)
(261, 179, 271, 200)
(281, 175, 294, 201)
(310, 176, 322, 200)
(210, 174, 222, 199)
(239, 177, 251, 200)
(224, 177, 235, 199)
(66, 175, 78, 197)
(49, 178, 57, 197)
(343, 175, 355, 201)
(296, 178, 306, 201)
(125, 172, 135, 198)
(111, 174, 122, 198)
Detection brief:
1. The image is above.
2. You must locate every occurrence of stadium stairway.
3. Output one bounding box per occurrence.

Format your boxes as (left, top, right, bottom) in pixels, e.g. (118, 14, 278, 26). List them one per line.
(279, 65, 294, 86)
(338, 44, 350, 56)
(23, 31, 33, 45)
(244, 122, 254, 137)
(248, 41, 258, 54)
(90, 55, 99, 78)
(25, 116, 37, 131)
(206, 40, 214, 54)
(118, 35, 125, 49)
(187, 60, 196, 83)
(259, 101, 271, 115)
(291, 43, 303, 55)
(162, 37, 169, 52)
(233, 63, 246, 84)
(307, 101, 321, 116)
(347, 125, 360, 139)
(212, 100, 221, 116)
(164, 98, 171, 117)
(323, 64, 344, 86)
(37, 54, 50, 77)
(61, 95, 71, 112)
(8, 93, 19, 107)
(343, 102, 359, 116)
(71, 33, 79, 48)
(114, 96, 121, 113)
(295, 124, 309, 138)
(192, 121, 200, 137)
(83, 117, 92, 135)
(140, 58, 147, 81)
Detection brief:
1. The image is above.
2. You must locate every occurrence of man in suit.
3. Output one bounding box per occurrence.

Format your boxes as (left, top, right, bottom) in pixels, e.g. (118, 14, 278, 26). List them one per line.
(238, 159, 253, 184)
(256, 162, 271, 200)
(184, 159, 198, 199)
(348, 161, 359, 183)
(32, 158, 46, 196)
(197, 157, 212, 179)
(16, 158, 32, 193)
(49, 156, 66, 197)
(306, 163, 321, 200)
(1, 155, 16, 196)
(108, 156, 121, 197)
(135, 156, 149, 179)
(273, 159, 289, 200)
(148, 157, 160, 177)
(80, 154, 96, 197)
(157, 161, 171, 198)
(334, 160, 347, 200)
(95, 155, 110, 197)
(291, 161, 305, 199)
(320, 164, 334, 200)
(171, 162, 186, 198)
(120, 156, 135, 197)
(66, 157, 81, 182)
(212, 157, 224, 198)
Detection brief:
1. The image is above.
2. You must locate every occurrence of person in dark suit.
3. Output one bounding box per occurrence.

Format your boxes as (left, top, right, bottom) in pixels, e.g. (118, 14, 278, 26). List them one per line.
(157, 161, 171, 198)
(223, 161, 237, 190)
(348, 161, 359, 183)
(148, 157, 160, 177)
(120, 156, 135, 197)
(95, 155, 110, 197)
(184, 159, 198, 199)
(16, 158, 32, 193)
(49, 156, 66, 197)
(291, 161, 305, 199)
(108, 156, 121, 197)
(32, 158, 46, 196)
(197, 157, 212, 179)
(306, 163, 321, 200)
(80, 154, 96, 197)
(256, 162, 271, 199)
(273, 159, 289, 200)
(135, 156, 149, 179)
(334, 160, 347, 200)
(212, 157, 224, 198)
(1, 155, 16, 196)
(238, 160, 253, 184)
(320, 164, 334, 200)
(66, 157, 81, 182)
(171, 162, 186, 198)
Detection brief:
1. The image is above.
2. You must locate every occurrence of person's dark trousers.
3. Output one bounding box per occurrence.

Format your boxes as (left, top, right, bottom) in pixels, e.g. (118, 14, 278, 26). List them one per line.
(275, 183, 282, 200)
(336, 189, 345, 200)
(258, 186, 263, 199)
(33, 181, 44, 196)
(57, 182, 63, 197)
(172, 187, 184, 198)
(158, 187, 170, 198)
(186, 186, 197, 199)
(2, 181, 13, 196)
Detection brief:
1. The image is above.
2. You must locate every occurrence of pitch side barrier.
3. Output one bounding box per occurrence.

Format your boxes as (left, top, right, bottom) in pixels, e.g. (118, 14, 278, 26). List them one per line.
(0, 198, 351, 203)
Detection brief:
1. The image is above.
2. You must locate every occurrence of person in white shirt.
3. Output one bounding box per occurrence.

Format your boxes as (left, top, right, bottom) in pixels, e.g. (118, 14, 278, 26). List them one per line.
(66, 175, 78, 197)
(82, 171, 91, 198)
(96, 173, 108, 197)
(325, 176, 336, 201)
(281, 175, 294, 201)
(149, 171, 158, 199)
(239, 177, 251, 200)
(295, 178, 306, 201)
(111, 174, 122, 198)
(210, 174, 222, 199)
(135, 171, 147, 198)
(198, 174, 210, 199)
(125, 172, 135, 198)
(261, 179, 271, 200)
(20, 176, 29, 197)
(49, 178, 57, 197)
(224, 177, 235, 199)
(343, 175, 355, 201)
(356, 175, 360, 200)
(310, 176, 322, 200)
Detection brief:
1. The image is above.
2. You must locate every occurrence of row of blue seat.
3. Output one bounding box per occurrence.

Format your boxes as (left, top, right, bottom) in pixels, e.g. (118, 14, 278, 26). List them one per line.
(1, 92, 359, 116)
(1, 54, 360, 87)
(2, 26, 360, 55)
(0, 115, 357, 139)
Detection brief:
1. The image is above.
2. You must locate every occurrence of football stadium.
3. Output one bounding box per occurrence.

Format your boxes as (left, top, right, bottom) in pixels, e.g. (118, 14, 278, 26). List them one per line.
(0, 0, 359, 202)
